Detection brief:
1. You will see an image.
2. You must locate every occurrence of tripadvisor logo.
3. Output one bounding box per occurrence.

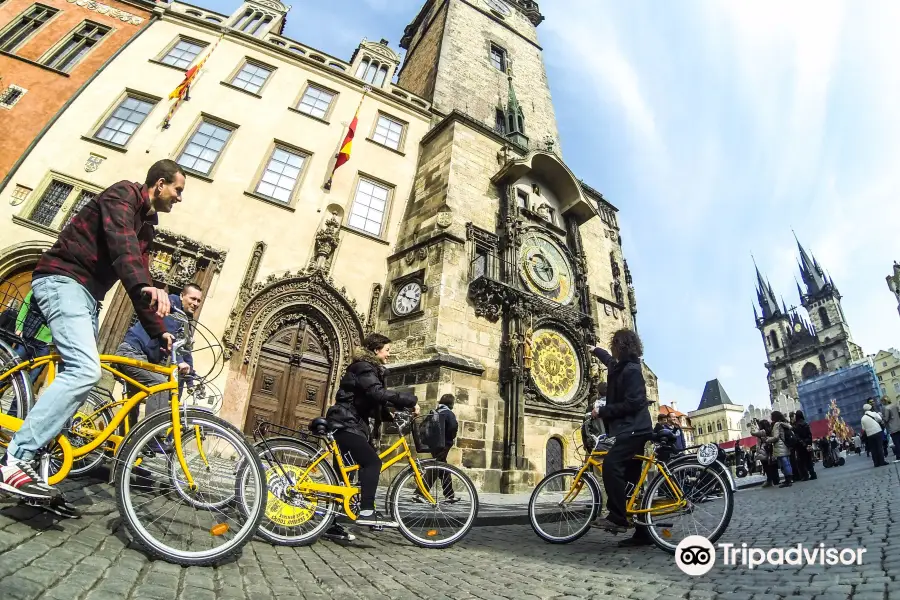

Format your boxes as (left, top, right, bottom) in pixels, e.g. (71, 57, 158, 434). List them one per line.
(675, 537, 866, 575)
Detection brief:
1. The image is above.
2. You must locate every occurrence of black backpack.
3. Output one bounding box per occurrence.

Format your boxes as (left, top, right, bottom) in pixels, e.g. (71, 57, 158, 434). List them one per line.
(413, 410, 446, 453)
(781, 425, 799, 449)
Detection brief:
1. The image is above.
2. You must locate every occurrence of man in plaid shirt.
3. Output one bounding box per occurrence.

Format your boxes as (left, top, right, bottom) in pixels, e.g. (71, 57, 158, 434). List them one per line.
(0, 160, 184, 505)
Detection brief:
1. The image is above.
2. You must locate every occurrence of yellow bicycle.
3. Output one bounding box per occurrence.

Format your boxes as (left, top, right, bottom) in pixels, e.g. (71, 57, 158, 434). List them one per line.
(238, 411, 479, 548)
(528, 429, 734, 553)
(0, 308, 266, 566)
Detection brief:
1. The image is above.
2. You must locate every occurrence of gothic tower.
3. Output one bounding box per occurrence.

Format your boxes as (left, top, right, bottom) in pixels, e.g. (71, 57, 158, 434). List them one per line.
(754, 238, 864, 403)
(379, 0, 636, 492)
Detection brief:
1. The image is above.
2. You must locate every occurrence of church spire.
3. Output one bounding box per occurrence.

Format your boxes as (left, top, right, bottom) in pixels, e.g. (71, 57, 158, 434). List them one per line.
(503, 60, 528, 148)
(793, 232, 828, 297)
(754, 258, 780, 320)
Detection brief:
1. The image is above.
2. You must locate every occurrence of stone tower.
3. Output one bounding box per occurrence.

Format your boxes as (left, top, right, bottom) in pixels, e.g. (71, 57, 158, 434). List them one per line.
(398, 0, 560, 152)
(754, 238, 863, 403)
(379, 0, 637, 493)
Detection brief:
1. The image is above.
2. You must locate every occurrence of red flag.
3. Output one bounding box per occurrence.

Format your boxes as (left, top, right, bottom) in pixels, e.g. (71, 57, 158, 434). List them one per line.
(325, 111, 358, 190)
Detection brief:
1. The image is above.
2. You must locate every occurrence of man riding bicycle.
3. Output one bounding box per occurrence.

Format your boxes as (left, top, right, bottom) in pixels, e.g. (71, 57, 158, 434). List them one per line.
(0, 160, 182, 504)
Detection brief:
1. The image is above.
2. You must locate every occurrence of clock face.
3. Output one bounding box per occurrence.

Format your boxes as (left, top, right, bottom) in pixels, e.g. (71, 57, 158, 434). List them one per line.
(794, 323, 802, 333)
(392, 281, 421, 316)
(518, 232, 575, 305)
(484, 0, 511, 15)
(531, 329, 581, 404)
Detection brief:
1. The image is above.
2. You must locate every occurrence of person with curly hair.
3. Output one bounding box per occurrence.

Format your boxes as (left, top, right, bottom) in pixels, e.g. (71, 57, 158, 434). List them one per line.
(587, 328, 654, 543)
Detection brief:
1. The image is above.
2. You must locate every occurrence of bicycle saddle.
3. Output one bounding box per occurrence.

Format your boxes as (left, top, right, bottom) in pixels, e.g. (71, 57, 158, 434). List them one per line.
(308, 417, 332, 436)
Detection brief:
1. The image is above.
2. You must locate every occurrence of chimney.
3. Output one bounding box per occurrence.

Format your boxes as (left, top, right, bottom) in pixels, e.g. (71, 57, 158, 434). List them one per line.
(671, 401, 677, 411)
(379, 38, 389, 46)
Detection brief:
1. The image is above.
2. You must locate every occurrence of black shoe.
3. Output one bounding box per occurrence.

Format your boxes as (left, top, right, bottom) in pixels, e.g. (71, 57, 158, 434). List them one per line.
(809, 473, 817, 480)
(356, 510, 398, 528)
(618, 533, 653, 547)
(411, 493, 429, 504)
(444, 496, 461, 504)
(321, 523, 356, 542)
(591, 517, 629, 534)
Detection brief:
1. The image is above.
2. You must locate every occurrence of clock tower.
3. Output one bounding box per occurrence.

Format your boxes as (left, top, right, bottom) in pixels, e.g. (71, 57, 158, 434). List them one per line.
(379, 0, 642, 493)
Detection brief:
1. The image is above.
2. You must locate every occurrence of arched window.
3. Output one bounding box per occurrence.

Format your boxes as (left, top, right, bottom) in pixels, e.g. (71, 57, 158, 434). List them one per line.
(355, 57, 369, 79)
(706, 424, 712, 434)
(374, 64, 389, 87)
(517, 114, 525, 132)
(363, 60, 379, 84)
(769, 330, 779, 350)
(801, 362, 819, 380)
(832, 350, 838, 359)
(818, 306, 831, 328)
(716, 421, 722, 432)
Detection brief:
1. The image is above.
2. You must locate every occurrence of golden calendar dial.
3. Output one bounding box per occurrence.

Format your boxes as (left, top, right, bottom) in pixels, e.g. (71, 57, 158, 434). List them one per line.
(531, 329, 581, 404)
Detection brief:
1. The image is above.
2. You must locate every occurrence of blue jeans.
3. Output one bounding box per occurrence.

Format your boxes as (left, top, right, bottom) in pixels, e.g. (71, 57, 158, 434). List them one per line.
(777, 455, 792, 478)
(8, 275, 100, 461)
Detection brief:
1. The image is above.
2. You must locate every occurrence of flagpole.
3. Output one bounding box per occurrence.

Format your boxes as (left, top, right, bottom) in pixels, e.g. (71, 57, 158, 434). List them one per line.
(324, 85, 369, 191)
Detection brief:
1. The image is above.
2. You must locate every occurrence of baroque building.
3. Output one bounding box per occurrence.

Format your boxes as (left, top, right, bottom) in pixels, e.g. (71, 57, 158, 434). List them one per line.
(754, 237, 864, 404)
(0, 0, 648, 493)
(738, 393, 801, 438)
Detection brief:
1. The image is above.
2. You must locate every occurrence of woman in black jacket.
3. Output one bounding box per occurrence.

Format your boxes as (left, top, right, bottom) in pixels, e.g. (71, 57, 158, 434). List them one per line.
(326, 333, 418, 529)
(588, 328, 653, 538)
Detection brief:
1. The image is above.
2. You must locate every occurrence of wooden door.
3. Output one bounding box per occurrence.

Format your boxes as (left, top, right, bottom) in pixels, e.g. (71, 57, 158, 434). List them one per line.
(243, 320, 331, 435)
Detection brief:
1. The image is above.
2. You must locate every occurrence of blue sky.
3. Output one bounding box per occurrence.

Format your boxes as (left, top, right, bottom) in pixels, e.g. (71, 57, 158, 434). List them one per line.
(205, 0, 900, 412)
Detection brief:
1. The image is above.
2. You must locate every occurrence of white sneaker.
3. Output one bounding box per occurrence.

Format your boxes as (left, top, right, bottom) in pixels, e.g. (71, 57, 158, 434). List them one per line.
(0, 454, 59, 501)
(356, 510, 399, 528)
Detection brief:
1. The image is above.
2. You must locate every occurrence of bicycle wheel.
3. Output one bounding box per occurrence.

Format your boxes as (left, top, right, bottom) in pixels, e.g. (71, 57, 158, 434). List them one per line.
(168, 425, 236, 510)
(529, 468, 601, 544)
(114, 409, 265, 566)
(389, 462, 478, 549)
(0, 339, 32, 445)
(641, 461, 734, 554)
(239, 438, 337, 546)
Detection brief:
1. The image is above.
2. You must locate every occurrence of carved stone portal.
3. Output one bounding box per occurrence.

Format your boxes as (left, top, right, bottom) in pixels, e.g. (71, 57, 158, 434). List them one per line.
(309, 212, 341, 272)
(149, 229, 227, 288)
(223, 268, 365, 394)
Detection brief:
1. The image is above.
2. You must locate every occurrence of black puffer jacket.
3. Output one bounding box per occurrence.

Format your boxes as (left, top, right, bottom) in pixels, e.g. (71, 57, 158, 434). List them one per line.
(591, 347, 653, 438)
(326, 348, 417, 441)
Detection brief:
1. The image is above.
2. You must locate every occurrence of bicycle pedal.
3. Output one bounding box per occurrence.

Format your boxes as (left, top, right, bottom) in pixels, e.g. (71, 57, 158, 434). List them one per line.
(369, 525, 384, 532)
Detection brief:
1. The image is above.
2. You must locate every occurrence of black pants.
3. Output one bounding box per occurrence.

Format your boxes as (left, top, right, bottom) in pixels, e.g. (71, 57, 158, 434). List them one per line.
(764, 461, 780, 485)
(891, 432, 900, 460)
(867, 435, 887, 467)
(791, 448, 808, 480)
(334, 430, 382, 511)
(797, 447, 816, 478)
(424, 447, 454, 498)
(602, 433, 651, 526)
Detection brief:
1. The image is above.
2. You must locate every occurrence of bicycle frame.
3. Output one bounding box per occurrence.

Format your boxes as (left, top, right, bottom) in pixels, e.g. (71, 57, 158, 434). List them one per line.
(0, 353, 197, 488)
(282, 434, 437, 520)
(563, 447, 688, 518)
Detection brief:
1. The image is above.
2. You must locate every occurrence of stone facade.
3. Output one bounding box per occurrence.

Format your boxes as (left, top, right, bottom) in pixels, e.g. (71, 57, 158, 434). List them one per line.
(738, 393, 801, 437)
(0, 0, 650, 493)
(754, 239, 864, 403)
(690, 404, 745, 445)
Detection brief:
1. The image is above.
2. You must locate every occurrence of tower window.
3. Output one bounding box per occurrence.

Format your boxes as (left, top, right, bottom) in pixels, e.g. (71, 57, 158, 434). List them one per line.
(490, 43, 507, 72)
(769, 330, 780, 350)
(160, 38, 207, 70)
(818, 306, 831, 328)
(495, 108, 506, 134)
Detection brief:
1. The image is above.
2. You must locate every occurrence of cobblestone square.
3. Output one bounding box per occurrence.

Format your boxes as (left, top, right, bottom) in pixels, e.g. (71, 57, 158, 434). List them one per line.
(0, 454, 896, 600)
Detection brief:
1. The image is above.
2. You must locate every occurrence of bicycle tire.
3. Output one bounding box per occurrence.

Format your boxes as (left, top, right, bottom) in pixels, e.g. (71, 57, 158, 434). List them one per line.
(244, 438, 338, 546)
(114, 409, 265, 566)
(390, 462, 478, 549)
(0, 338, 33, 440)
(641, 461, 734, 554)
(528, 468, 601, 544)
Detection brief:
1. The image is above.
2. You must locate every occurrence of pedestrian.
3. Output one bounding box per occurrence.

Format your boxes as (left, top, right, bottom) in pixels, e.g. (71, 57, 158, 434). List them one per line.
(882, 398, 900, 463)
(417, 394, 459, 503)
(788, 412, 800, 481)
(654, 413, 686, 451)
(117, 283, 203, 432)
(768, 411, 794, 487)
(852, 432, 862, 455)
(751, 419, 779, 487)
(13, 290, 52, 387)
(582, 382, 607, 452)
(792, 410, 816, 481)
(861, 403, 888, 468)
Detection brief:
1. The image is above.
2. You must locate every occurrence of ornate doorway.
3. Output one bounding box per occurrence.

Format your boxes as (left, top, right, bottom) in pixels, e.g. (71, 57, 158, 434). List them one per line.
(243, 319, 330, 434)
(545, 437, 563, 486)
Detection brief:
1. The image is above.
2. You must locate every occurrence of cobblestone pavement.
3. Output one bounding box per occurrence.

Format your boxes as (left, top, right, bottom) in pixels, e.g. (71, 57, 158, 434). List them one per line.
(0, 453, 896, 600)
